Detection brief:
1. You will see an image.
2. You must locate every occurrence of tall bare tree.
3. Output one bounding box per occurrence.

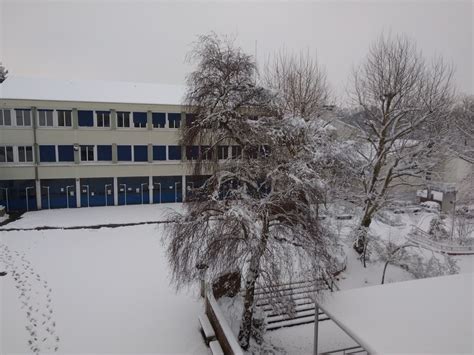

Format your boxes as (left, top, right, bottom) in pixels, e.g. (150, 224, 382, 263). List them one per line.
(264, 49, 330, 120)
(349, 34, 455, 264)
(164, 33, 343, 350)
(450, 95, 474, 164)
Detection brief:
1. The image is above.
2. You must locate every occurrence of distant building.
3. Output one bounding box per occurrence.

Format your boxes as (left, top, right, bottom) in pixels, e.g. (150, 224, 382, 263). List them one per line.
(0, 76, 211, 211)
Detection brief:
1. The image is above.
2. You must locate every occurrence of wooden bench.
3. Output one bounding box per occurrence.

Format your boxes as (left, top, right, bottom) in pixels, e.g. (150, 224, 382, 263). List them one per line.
(209, 340, 224, 355)
(198, 314, 216, 345)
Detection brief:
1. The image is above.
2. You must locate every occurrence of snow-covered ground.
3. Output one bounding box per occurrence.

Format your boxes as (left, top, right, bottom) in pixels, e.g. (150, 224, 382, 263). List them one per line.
(5, 204, 182, 229)
(0, 206, 208, 354)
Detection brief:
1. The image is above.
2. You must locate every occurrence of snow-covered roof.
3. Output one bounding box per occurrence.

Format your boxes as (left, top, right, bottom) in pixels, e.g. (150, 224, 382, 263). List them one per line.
(319, 273, 474, 354)
(0, 76, 186, 106)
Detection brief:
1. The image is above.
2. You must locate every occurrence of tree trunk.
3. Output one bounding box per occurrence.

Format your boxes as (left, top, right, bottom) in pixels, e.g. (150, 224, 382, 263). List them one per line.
(381, 260, 390, 284)
(238, 215, 269, 350)
(354, 209, 373, 268)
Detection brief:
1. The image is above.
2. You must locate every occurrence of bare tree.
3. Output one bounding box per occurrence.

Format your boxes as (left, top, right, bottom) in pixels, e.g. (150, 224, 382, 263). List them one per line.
(0, 62, 8, 83)
(164, 33, 343, 350)
(450, 95, 474, 164)
(264, 49, 330, 120)
(349, 34, 455, 265)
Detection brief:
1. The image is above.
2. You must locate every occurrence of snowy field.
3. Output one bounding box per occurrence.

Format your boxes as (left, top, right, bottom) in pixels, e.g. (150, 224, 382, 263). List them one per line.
(5, 204, 182, 229)
(0, 206, 208, 354)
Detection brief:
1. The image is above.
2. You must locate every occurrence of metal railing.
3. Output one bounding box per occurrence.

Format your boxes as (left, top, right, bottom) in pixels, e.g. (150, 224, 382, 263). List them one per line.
(408, 226, 474, 254)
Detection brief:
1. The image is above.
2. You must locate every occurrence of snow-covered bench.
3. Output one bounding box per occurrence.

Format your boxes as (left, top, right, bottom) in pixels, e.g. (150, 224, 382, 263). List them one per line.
(199, 314, 216, 345)
(209, 340, 224, 355)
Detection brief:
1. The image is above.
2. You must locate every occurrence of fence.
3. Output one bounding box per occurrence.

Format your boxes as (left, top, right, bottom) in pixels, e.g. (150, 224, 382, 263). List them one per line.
(407, 226, 474, 255)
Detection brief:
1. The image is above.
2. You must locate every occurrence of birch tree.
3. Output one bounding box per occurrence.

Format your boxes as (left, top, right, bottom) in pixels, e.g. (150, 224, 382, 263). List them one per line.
(164, 33, 343, 350)
(450, 95, 474, 164)
(349, 34, 454, 264)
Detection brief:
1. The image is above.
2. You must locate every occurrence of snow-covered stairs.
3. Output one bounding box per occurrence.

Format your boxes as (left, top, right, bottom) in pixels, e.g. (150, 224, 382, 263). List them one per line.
(252, 279, 330, 331)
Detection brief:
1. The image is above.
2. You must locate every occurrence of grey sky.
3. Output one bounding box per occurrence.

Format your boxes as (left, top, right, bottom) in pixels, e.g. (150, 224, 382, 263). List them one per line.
(0, 0, 472, 102)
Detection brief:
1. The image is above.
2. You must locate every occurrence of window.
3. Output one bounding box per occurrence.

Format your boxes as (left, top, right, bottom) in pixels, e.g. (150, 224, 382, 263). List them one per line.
(80, 145, 95, 161)
(218, 146, 229, 160)
(58, 110, 72, 127)
(97, 145, 112, 161)
(0, 109, 12, 126)
(153, 145, 166, 161)
(168, 146, 181, 160)
(0, 146, 14, 163)
(39, 145, 56, 162)
(152, 112, 166, 128)
(38, 110, 54, 127)
(168, 113, 181, 128)
(78, 110, 94, 127)
(96, 111, 111, 127)
(58, 145, 74, 162)
(15, 109, 31, 126)
(201, 146, 213, 160)
(134, 145, 148, 162)
(117, 112, 130, 128)
(117, 145, 132, 161)
(425, 171, 432, 181)
(186, 114, 196, 127)
(133, 112, 147, 128)
(186, 146, 199, 160)
(231, 145, 242, 159)
(18, 146, 33, 162)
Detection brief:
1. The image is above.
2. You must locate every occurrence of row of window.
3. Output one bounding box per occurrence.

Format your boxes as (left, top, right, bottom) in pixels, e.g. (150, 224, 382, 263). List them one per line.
(0, 109, 183, 129)
(0, 144, 268, 164)
(0, 146, 34, 163)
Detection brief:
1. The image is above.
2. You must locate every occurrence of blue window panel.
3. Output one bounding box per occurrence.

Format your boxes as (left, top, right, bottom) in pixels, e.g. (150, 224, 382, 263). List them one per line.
(117, 145, 132, 161)
(134, 145, 148, 162)
(153, 145, 166, 161)
(133, 112, 147, 128)
(80, 178, 114, 207)
(152, 112, 166, 128)
(152, 176, 182, 203)
(78, 110, 94, 127)
(168, 113, 181, 128)
(97, 145, 112, 161)
(168, 145, 181, 160)
(39, 145, 56, 162)
(58, 145, 74, 162)
(0, 179, 37, 212)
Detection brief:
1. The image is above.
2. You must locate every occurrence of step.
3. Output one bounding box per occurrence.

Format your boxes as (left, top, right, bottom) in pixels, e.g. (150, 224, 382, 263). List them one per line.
(253, 280, 318, 296)
(266, 309, 319, 324)
(255, 292, 316, 307)
(266, 315, 330, 331)
(265, 303, 324, 318)
(254, 285, 322, 302)
(254, 281, 326, 298)
(258, 297, 314, 312)
(209, 340, 224, 355)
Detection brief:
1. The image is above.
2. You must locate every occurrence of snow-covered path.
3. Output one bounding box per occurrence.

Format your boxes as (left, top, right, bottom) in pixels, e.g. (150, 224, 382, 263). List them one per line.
(0, 216, 208, 354)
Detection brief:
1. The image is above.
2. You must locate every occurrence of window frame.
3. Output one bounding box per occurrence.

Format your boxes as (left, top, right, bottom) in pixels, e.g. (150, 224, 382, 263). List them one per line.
(0, 109, 12, 126)
(117, 111, 131, 128)
(0, 146, 14, 163)
(38, 110, 54, 127)
(96, 111, 111, 128)
(15, 109, 32, 126)
(18, 146, 34, 163)
(58, 110, 73, 127)
(80, 145, 96, 162)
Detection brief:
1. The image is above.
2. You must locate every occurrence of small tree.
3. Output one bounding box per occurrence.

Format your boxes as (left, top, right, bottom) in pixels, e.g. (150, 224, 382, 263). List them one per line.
(0, 62, 8, 83)
(349, 33, 455, 264)
(164, 33, 343, 350)
(450, 95, 474, 164)
(428, 216, 449, 241)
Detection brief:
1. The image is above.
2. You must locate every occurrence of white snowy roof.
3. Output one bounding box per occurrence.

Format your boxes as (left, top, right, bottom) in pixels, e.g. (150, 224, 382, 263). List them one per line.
(319, 273, 474, 354)
(0, 76, 186, 106)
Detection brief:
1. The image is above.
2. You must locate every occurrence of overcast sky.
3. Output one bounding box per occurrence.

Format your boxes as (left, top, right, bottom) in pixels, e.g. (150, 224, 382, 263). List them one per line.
(0, 0, 472, 102)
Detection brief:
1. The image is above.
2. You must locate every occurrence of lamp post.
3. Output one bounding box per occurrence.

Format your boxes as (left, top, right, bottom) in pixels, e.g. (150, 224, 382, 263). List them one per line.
(25, 186, 34, 211)
(42, 186, 50, 209)
(196, 263, 209, 298)
(0, 187, 9, 212)
(65, 185, 74, 208)
(140, 183, 148, 204)
(82, 185, 90, 207)
(104, 184, 112, 206)
(119, 184, 127, 205)
(153, 182, 162, 204)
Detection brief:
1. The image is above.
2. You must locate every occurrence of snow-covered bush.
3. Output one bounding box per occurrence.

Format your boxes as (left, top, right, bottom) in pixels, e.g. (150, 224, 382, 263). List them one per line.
(428, 216, 449, 241)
